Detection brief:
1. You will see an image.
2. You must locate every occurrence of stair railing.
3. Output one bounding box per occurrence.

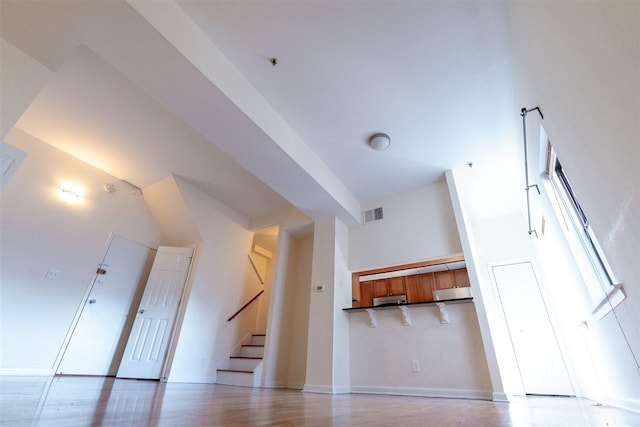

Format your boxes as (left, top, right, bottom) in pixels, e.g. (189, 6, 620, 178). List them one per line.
(227, 290, 264, 323)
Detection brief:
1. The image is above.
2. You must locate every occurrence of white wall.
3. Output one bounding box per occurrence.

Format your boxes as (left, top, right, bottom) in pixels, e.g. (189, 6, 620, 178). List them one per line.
(349, 303, 492, 399)
(164, 177, 259, 383)
(262, 230, 295, 388)
(0, 130, 163, 374)
(261, 230, 313, 389)
(304, 218, 337, 392)
(508, 1, 640, 411)
(469, 213, 561, 397)
(144, 176, 201, 246)
(346, 181, 491, 398)
(349, 181, 462, 272)
(286, 235, 312, 389)
(0, 38, 52, 139)
(305, 217, 352, 393)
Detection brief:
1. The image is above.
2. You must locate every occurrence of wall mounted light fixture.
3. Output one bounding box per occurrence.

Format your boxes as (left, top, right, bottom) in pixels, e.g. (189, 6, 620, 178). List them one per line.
(58, 183, 83, 203)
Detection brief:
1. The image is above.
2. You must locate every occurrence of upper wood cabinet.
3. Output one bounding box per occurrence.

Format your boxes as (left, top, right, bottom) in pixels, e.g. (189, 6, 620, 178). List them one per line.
(405, 273, 435, 303)
(434, 268, 470, 290)
(453, 268, 470, 287)
(434, 270, 455, 290)
(373, 277, 406, 297)
(358, 280, 375, 307)
(351, 256, 470, 308)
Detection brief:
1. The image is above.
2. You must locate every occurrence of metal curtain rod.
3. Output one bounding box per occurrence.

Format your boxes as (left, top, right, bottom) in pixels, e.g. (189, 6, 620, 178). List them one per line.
(521, 106, 544, 238)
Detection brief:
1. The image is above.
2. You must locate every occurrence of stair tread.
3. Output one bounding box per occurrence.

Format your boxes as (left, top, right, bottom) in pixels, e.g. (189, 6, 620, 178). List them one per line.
(242, 344, 264, 347)
(217, 368, 254, 373)
(253, 334, 266, 336)
(230, 356, 262, 359)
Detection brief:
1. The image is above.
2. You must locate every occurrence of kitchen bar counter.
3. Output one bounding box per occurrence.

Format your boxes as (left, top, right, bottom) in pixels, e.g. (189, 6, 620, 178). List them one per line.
(343, 297, 473, 312)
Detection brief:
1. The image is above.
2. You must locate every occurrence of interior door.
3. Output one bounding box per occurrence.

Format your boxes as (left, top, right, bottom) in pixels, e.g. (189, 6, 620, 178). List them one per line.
(57, 235, 156, 376)
(117, 246, 194, 380)
(492, 261, 574, 396)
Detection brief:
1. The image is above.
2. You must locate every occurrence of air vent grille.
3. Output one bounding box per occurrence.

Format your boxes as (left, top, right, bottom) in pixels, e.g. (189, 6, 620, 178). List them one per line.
(363, 207, 384, 224)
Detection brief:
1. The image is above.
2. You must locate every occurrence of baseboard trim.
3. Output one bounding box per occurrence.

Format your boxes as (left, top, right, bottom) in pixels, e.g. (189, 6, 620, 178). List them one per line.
(606, 396, 640, 414)
(166, 375, 215, 384)
(492, 391, 509, 402)
(287, 382, 305, 390)
(303, 384, 350, 394)
(0, 368, 54, 376)
(262, 380, 287, 388)
(350, 385, 493, 401)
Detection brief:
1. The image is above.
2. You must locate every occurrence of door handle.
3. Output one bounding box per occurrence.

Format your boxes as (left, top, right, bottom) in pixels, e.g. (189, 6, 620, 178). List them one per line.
(138, 309, 145, 314)
(89, 299, 96, 304)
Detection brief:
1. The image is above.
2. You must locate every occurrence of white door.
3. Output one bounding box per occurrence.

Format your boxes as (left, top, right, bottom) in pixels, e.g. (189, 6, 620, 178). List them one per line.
(117, 246, 193, 380)
(492, 261, 574, 396)
(57, 235, 156, 376)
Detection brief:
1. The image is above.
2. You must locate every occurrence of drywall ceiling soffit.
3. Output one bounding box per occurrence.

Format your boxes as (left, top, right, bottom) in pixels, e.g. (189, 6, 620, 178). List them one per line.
(1, 0, 361, 224)
(11, 44, 291, 219)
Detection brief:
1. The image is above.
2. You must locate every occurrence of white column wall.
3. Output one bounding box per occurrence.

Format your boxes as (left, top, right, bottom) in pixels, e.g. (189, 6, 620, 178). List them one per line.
(304, 218, 338, 392)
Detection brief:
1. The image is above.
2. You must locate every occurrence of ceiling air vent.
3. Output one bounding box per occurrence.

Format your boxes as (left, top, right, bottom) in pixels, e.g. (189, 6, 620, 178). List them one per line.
(363, 207, 384, 224)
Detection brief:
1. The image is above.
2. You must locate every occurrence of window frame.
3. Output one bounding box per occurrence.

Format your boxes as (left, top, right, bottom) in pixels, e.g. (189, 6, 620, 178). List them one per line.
(545, 144, 624, 318)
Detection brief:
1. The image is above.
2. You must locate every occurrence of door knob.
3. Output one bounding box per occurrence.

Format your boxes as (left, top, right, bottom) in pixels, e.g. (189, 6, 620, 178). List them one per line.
(138, 309, 145, 314)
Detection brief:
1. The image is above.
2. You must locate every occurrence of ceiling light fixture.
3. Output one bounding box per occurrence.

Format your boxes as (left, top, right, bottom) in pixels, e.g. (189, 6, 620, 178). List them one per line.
(368, 133, 391, 151)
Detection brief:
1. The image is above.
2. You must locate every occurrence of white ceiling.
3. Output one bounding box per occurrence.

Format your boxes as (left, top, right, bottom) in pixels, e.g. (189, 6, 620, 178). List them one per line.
(1, 0, 525, 224)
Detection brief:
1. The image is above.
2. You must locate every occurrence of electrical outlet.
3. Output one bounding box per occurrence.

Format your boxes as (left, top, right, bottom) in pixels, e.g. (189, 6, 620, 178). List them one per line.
(411, 360, 421, 373)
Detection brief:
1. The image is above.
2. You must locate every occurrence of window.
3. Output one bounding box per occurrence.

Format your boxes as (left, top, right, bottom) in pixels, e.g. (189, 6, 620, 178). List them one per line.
(546, 144, 624, 318)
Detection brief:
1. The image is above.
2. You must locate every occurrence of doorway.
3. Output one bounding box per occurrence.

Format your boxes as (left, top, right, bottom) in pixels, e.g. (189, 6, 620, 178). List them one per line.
(491, 260, 574, 396)
(57, 235, 156, 376)
(117, 246, 194, 380)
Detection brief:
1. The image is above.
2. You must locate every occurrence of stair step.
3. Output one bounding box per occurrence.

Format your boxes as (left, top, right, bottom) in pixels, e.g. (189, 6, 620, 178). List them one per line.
(239, 345, 264, 358)
(217, 368, 253, 373)
(251, 334, 266, 346)
(216, 370, 255, 388)
(228, 357, 262, 371)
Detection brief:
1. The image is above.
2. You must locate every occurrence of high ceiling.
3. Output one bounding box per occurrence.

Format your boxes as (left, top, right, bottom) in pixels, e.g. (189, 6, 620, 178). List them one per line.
(1, 0, 524, 225)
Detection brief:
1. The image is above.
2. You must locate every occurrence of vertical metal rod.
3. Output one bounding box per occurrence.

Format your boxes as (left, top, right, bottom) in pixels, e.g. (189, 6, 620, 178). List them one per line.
(521, 107, 543, 238)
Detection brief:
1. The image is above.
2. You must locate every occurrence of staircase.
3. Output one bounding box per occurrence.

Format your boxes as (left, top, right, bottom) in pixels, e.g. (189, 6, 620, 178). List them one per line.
(216, 334, 265, 387)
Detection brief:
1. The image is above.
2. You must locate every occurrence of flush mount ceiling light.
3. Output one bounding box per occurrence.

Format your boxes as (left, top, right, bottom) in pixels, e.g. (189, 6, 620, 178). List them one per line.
(368, 133, 391, 151)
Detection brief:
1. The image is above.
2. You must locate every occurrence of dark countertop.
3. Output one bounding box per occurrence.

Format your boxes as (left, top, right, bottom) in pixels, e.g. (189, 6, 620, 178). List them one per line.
(343, 297, 473, 312)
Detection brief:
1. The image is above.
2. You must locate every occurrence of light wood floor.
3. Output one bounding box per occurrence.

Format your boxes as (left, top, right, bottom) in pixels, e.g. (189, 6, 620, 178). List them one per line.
(1, 376, 638, 426)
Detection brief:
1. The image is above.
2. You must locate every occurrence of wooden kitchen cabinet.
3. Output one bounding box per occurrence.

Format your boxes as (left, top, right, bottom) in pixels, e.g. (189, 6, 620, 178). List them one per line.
(352, 275, 361, 307)
(358, 280, 375, 307)
(373, 277, 406, 297)
(434, 268, 470, 290)
(453, 268, 470, 287)
(405, 273, 435, 303)
(434, 270, 455, 289)
(350, 257, 470, 308)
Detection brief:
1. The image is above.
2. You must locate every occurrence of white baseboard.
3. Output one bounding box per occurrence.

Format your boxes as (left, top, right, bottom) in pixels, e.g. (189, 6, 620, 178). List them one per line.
(287, 382, 305, 390)
(303, 384, 350, 394)
(0, 368, 54, 376)
(166, 375, 215, 384)
(606, 396, 640, 414)
(262, 380, 287, 388)
(492, 391, 509, 402)
(350, 385, 493, 401)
